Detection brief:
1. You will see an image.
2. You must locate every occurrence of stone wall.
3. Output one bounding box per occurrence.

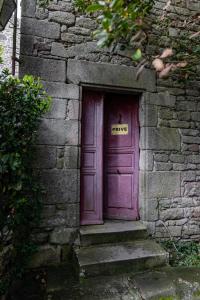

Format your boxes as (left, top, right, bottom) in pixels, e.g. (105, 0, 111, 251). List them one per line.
(0, 17, 20, 74)
(20, 0, 200, 266)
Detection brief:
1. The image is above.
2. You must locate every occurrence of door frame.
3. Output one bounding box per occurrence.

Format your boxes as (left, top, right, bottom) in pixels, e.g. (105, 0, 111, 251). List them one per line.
(66, 59, 157, 227)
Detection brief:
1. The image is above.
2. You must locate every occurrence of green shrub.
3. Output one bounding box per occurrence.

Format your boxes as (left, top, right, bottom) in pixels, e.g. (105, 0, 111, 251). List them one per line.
(161, 240, 200, 267)
(0, 70, 51, 295)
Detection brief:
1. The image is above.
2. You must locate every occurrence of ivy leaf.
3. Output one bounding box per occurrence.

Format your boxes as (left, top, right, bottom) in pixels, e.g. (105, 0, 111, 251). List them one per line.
(132, 49, 142, 61)
(86, 3, 104, 12)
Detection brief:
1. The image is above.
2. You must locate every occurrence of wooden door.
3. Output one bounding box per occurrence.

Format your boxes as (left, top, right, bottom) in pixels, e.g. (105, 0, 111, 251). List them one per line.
(80, 90, 104, 225)
(104, 94, 139, 220)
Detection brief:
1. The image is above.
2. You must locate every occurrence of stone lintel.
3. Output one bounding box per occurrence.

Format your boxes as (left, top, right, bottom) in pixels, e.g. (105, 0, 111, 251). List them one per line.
(67, 59, 156, 92)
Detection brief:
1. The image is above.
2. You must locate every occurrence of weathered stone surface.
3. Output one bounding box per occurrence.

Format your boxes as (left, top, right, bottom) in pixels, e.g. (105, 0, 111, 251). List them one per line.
(20, 34, 34, 55)
(76, 17, 97, 29)
(64, 146, 79, 169)
(66, 100, 80, 120)
(159, 108, 173, 120)
(139, 105, 157, 127)
(139, 150, 153, 171)
(140, 198, 159, 222)
(160, 208, 184, 221)
(29, 245, 61, 268)
(67, 59, 156, 91)
(61, 33, 88, 43)
(21, 0, 36, 17)
(146, 92, 176, 107)
(48, 2, 74, 12)
(191, 112, 200, 122)
(68, 27, 90, 36)
(20, 56, 66, 82)
(140, 171, 181, 199)
(170, 154, 185, 163)
(45, 99, 67, 119)
(21, 17, 60, 39)
(49, 11, 75, 26)
(51, 41, 99, 58)
(154, 153, 169, 162)
(154, 162, 173, 171)
(33, 146, 57, 169)
(50, 228, 77, 244)
(38, 119, 79, 146)
(42, 82, 80, 99)
(140, 127, 181, 150)
(40, 170, 79, 204)
(182, 135, 200, 144)
(35, 8, 49, 20)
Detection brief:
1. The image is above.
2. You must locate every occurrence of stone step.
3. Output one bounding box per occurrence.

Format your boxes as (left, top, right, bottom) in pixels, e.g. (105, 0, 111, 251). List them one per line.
(75, 240, 169, 278)
(80, 220, 148, 246)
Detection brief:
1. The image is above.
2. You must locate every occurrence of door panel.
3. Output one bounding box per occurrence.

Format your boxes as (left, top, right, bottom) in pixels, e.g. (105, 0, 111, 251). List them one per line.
(80, 90, 104, 225)
(104, 95, 139, 220)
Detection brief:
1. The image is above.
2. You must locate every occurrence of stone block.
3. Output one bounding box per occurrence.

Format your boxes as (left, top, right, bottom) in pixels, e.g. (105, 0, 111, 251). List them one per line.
(187, 155, 200, 164)
(139, 105, 158, 127)
(146, 92, 176, 107)
(38, 119, 79, 146)
(45, 99, 67, 119)
(21, 0, 36, 17)
(29, 245, 61, 268)
(154, 153, 169, 162)
(180, 129, 199, 136)
(66, 100, 80, 120)
(67, 59, 156, 92)
(33, 145, 57, 169)
(20, 34, 34, 55)
(140, 127, 181, 150)
(139, 150, 153, 171)
(64, 146, 79, 169)
(154, 162, 172, 171)
(139, 171, 181, 199)
(48, 2, 74, 12)
(21, 17, 60, 39)
(50, 228, 77, 245)
(76, 17, 97, 29)
(160, 108, 174, 120)
(173, 163, 185, 171)
(61, 33, 86, 43)
(51, 41, 96, 58)
(20, 56, 66, 82)
(191, 112, 200, 122)
(140, 198, 159, 222)
(35, 8, 49, 20)
(49, 11, 75, 26)
(40, 170, 79, 204)
(42, 82, 80, 99)
(170, 120, 190, 129)
(184, 182, 200, 197)
(160, 208, 184, 221)
(170, 154, 185, 163)
(176, 101, 196, 111)
(177, 111, 191, 121)
(182, 136, 200, 144)
(68, 26, 90, 36)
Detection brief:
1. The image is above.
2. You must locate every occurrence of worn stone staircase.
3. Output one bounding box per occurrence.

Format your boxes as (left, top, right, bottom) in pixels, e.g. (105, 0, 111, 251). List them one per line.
(75, 220, 169, 278)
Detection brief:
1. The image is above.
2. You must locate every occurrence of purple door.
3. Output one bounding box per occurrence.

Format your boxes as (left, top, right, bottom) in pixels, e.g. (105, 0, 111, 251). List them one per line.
(80, 90, 104, 225)
(104, 94, 139, 220)
(81, 91, 139, 225)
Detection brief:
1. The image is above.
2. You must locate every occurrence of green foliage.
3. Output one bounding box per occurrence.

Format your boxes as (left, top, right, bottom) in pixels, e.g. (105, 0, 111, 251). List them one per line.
(0, 45, 3, 64)
(162, 240, 200, 267)
(0, 70, 51, 295)
(76, 0, 154, 57)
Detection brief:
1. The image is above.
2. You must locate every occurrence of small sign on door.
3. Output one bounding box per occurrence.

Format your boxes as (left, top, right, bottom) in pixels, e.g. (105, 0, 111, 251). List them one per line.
(111, 124, 128, 135)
